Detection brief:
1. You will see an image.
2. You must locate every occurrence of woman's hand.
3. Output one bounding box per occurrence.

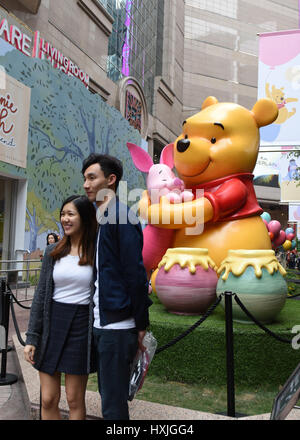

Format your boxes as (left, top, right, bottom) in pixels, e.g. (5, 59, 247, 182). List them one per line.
(24, 345, 36, 365)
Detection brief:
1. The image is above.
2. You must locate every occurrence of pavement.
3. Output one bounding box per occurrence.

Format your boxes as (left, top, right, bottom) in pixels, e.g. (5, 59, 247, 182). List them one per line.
(1, 290, 300, 421)
(0, 300, 32, 420)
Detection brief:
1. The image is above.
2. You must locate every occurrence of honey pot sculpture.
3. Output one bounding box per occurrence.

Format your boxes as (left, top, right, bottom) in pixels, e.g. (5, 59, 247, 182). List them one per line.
(216, 250, 287, 324)
(135, 96, 288, 318)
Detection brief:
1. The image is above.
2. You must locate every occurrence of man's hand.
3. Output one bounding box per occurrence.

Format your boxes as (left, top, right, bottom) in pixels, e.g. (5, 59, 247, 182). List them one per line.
(137, 330, 146, 352)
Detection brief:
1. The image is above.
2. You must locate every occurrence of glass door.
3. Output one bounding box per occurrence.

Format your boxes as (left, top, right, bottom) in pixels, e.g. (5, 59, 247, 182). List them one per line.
(0, 177, 16, 265)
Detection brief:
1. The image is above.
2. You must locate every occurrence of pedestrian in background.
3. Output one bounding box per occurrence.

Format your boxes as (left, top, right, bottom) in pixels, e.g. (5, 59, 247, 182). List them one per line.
(46, 232, 59, 245)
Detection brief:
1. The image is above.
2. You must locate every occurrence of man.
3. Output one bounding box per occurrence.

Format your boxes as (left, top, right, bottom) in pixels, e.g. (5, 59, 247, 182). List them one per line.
(82, 153, 152, 420)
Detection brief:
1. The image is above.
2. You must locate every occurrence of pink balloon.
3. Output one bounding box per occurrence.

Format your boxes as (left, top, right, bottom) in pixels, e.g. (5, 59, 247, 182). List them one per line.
(268, 220, 281, 237)
(273, 230, 286, 247)
(259, 31, 300, 67)
(286, 233, 295, 241)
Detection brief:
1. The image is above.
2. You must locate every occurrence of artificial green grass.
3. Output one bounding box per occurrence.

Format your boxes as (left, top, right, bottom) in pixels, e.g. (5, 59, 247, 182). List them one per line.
(85, 271, 300, 416)
(131, 376, 280, 416)
(148, 294, 300, 387)
(85, 273, 300, 416)
(86, 372, 280, 416)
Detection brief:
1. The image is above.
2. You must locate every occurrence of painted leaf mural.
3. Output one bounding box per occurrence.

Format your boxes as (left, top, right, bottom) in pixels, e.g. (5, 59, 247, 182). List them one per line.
(0, 43, 146, 251)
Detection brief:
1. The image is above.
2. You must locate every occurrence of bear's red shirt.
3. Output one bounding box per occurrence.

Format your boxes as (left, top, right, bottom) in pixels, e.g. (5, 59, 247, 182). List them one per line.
(191, 173, 262, 223)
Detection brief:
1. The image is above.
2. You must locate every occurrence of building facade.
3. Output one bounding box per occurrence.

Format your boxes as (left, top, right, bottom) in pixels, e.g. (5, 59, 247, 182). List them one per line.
(3, 0, 297, 151)
(0, 0, 298, 259)
(181, 0, 298, 227)
(183, 0, 298, 119)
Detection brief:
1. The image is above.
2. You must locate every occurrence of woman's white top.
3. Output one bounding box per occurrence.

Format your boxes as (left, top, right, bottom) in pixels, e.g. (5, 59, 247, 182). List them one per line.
(53, 255, 93, 305)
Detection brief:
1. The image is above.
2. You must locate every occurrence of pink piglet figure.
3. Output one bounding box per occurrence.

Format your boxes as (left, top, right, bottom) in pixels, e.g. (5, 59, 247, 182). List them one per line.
(126, 142, 193, 204)
(127, 142, 193, 279)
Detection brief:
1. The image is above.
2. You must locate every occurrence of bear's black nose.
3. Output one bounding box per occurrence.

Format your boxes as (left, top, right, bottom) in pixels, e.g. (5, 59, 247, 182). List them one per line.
(177, 138, 190, 153)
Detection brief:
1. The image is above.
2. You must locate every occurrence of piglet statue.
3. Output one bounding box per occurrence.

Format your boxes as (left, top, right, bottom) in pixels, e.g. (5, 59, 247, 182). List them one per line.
(127, 142, 193, 278)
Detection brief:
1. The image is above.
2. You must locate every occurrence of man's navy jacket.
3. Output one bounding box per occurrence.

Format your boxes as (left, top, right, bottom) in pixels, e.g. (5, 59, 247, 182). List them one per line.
(94, 196, 152, 330)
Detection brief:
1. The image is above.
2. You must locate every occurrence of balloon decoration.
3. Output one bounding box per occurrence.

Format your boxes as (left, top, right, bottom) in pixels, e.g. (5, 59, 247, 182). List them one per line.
(260, 212, 296, 251)
(259, 32, 300, 69)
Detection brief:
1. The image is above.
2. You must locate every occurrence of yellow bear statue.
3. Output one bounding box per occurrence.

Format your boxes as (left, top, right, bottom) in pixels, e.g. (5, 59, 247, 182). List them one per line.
(140, 96, 279, 269)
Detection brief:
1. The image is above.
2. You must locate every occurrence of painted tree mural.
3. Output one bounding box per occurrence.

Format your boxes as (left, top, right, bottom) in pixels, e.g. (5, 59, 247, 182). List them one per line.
(0, 42, 146, 251)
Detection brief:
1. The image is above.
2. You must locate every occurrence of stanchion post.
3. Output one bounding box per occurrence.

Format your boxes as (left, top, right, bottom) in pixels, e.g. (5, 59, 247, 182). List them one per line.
(0, 279, 4, 324)
(0, 280, 12, 353)
(224, 291, 235, 418)
(0, 279, 18, 386)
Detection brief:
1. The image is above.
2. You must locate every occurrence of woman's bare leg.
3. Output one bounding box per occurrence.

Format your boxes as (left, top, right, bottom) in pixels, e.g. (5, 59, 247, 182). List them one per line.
(65, 374, 88, 420)
(39, 371, 61, 420)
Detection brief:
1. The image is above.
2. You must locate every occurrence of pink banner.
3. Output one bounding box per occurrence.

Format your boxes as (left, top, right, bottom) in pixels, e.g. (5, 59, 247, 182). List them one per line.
(259, 29, 300, 68)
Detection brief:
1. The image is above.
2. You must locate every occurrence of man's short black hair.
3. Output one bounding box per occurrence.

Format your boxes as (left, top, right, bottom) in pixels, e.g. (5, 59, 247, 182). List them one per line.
(82, 153, 123, 190)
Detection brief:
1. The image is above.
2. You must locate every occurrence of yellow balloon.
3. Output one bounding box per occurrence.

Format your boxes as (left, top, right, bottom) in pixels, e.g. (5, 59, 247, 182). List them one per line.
(282, 240, 292, 251)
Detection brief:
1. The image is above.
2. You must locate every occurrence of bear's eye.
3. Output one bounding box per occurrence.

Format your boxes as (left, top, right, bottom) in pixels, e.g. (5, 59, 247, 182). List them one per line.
(211, 137, 216, 144)
(185, 134, 188, 139)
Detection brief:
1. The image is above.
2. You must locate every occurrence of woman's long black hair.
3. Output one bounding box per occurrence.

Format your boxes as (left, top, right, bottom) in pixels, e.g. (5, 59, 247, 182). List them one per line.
(51, 195, 97, 266)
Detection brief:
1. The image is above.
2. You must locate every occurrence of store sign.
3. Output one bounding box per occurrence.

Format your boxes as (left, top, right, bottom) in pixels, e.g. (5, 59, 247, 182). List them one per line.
(253, 149, 300, 202)
(0, 16, 89, 89)
(32, 31, 89, 88)
(289, 204, 300, 222)
(0, 73, 30, 168)
(125, 90, 142, 133)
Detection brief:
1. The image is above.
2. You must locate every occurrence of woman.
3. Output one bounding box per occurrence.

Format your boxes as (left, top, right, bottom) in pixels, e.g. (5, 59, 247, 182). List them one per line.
(24, 195, 97, 420)
(46, 232, 59, 245)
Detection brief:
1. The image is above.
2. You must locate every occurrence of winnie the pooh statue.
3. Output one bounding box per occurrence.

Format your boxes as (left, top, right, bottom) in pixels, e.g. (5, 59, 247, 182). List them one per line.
(139, 96, 279, 272)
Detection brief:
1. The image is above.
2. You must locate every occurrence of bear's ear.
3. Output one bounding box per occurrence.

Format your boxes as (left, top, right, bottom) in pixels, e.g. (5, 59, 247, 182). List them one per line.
(251, 98, 278, 127)
(201, 96, 219, 110)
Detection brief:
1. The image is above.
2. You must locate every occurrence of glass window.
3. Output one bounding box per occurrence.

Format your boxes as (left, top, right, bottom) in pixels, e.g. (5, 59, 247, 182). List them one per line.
(185, 0, 237, 19)
(101, 0, 164, 114)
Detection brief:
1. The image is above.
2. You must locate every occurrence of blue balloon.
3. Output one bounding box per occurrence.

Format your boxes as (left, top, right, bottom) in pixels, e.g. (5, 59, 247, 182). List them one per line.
(285, 227, 294, 235)
(291, 240, 296, 249)
(259, 124, 280, 142)
(261, 212, 271, 223)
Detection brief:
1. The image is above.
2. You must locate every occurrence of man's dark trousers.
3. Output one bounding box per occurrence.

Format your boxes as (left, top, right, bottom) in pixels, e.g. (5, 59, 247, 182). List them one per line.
(93, 327, 138, 420)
